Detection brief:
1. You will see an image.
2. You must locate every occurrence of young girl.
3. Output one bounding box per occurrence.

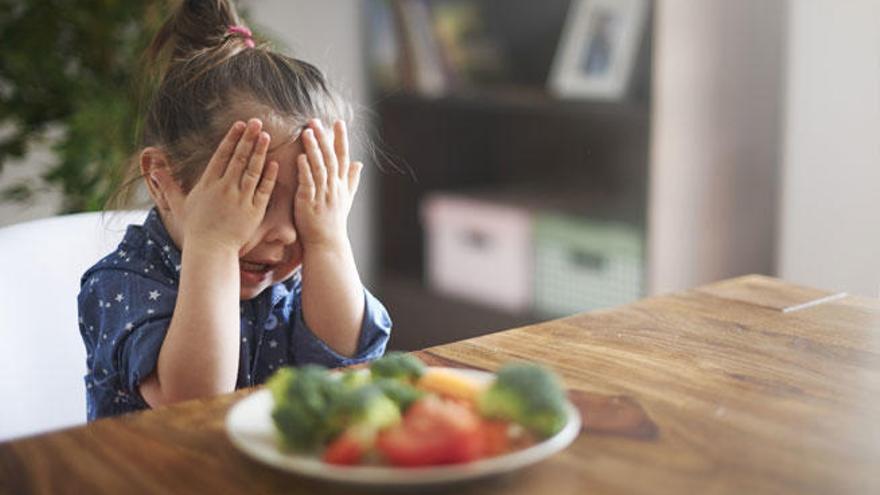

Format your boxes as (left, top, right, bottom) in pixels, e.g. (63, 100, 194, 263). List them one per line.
(77, 0, 390, 420)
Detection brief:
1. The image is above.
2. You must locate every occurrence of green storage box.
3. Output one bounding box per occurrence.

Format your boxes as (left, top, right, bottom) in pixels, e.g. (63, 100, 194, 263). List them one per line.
(534, 214, 643, 316)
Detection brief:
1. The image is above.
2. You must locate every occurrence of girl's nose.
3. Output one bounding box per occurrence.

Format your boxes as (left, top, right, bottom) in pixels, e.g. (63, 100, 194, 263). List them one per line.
(264, 221, 297, 246)
(262, 206, 298, 246)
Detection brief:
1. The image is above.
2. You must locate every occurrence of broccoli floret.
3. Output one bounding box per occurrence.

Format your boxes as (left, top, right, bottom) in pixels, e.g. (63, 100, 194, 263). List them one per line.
(477, 363, 568, 437)
(268, 365, 345, 451)
(272, 399, 322, 452)
(369, 352, 426, 382)
(325, 384, 401, 439)
(267, 367, 297, 405)
(339, 368, 372, 390)
(373, 378, 425, 411)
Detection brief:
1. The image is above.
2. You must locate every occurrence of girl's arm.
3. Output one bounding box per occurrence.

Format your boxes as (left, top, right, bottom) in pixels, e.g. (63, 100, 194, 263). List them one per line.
(141, 119, 278, 406)
(141, 241, 241, 404)
(296, 120, 366, 358)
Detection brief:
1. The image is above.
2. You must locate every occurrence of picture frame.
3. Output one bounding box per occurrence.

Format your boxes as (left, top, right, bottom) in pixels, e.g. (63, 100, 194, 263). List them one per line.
(548, 0, 648, 100)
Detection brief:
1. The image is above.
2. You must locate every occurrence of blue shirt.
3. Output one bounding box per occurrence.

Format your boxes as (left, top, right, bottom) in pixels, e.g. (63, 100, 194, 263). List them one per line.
(77, 208, 391, 420)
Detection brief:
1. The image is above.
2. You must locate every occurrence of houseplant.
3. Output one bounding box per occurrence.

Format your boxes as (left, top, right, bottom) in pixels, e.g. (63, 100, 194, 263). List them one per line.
(0, 0, 181, 212)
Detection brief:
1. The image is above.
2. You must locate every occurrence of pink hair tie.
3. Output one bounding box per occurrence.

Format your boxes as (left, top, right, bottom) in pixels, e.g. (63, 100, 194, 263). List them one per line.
(227, 25, 255, 48)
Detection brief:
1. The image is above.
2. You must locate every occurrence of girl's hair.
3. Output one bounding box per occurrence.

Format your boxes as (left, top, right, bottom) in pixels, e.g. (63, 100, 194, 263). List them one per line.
(109, 0, 352, 207)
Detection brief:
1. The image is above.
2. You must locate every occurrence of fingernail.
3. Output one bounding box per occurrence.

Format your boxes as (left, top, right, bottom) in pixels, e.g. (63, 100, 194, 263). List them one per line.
(233, 121, 246, 131)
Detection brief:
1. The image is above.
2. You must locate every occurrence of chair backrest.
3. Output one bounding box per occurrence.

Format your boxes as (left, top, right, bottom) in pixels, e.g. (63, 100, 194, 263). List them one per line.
(0, 210, 149, 441)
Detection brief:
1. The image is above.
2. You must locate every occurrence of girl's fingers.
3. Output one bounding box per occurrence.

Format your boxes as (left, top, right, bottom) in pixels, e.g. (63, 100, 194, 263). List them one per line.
(253, 160, 279, 209)
(348, 161, 363, 197)
(334, 120, 350, 180)
(311, 120, 338, 184)
(303, 129, 327, 194)
(241, 131, 270, 194)
(205, 121, 247, 179)
(223, 118, 262, 180)
(297, 154, 316, 203)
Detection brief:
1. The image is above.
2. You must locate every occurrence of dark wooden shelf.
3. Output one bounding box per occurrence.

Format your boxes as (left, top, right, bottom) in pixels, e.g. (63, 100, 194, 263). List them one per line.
(367, 0, 655, 349)
(371, 86, 650, 119)
(374, 85, 651, 278)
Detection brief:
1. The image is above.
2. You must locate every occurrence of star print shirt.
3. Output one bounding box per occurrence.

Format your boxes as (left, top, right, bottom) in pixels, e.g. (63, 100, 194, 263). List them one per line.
(77, 208, 391, 420)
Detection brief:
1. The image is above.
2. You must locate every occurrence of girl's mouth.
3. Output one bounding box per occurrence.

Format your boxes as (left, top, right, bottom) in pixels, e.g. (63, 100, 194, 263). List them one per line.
(240, 259, 275, 285)
(240, 260, 271, 273)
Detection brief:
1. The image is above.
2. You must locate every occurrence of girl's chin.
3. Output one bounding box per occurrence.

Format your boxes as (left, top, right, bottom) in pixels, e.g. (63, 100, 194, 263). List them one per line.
(239, 283, 267, 300)
(238, 267, 273, 300)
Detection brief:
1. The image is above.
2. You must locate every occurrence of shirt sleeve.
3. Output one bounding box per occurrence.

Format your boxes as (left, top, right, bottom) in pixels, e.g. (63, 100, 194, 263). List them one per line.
(289, 286, 391, 367)
(78, 269, 176, 406)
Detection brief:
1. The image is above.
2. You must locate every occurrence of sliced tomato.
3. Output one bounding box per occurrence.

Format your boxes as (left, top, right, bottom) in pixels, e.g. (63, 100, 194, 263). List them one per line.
(322, 430, 368, 465)
(376, 396, 485, 467)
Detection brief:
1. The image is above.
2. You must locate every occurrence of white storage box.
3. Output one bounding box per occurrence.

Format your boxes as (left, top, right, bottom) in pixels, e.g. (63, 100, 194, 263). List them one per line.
(421, 193, 533, 312)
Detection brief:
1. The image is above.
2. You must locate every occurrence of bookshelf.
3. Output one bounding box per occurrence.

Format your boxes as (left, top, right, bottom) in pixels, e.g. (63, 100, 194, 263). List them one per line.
(365, 0, 654, 351)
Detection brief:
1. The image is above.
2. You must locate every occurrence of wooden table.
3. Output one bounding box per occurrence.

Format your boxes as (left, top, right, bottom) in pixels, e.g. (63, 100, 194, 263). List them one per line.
(2, 275, 879, 494)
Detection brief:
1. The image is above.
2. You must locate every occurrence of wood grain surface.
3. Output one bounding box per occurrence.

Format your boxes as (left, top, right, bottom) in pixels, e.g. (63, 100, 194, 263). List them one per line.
(2, 275, 879, 495)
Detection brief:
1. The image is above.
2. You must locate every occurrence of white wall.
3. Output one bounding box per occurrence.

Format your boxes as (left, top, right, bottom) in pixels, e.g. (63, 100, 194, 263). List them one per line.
(778, 0, 880, 297)
(649, 0, 787, 294)
(247, 0, 375, 284)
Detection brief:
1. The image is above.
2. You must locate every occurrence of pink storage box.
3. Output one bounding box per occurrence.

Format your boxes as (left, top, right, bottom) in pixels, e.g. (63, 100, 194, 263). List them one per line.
(421, 193, 533, 312)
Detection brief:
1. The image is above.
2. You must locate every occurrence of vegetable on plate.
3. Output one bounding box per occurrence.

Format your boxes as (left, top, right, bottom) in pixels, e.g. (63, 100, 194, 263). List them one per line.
(266, 353, 571, 467)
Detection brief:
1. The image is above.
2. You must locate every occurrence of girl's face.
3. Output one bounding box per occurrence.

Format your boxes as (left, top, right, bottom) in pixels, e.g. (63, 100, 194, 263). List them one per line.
(235, 130, 305, 300)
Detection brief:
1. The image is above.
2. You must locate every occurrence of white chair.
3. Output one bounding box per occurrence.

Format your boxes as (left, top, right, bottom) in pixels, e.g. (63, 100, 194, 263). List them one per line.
(0, 209, 149, 441)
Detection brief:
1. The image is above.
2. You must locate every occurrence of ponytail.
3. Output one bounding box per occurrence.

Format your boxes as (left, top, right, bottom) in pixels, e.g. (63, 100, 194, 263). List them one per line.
(145, 0, 250, 81)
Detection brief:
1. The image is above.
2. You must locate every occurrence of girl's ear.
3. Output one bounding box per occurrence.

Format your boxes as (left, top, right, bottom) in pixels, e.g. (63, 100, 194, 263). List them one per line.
(140, 147, 173, 211)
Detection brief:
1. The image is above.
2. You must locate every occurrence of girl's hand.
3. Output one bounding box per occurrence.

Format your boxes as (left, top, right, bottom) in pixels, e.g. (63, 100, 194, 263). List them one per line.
(295, 119, 366, 357)
(155, 118, 279, 253)
(295, 119, 363, 250)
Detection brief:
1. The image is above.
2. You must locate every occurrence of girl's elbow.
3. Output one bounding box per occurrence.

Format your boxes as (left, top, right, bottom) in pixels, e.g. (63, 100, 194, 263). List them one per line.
(139, 370, 235, 408)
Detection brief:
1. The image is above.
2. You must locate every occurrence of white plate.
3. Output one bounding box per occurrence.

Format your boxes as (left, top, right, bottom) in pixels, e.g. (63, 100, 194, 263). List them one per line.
(225, 367, 582, 487)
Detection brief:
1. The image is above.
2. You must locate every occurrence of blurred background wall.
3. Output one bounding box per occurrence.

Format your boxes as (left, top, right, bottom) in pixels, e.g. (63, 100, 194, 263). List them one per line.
(778, 0, 880, 296)
(649, 0, 785, 294)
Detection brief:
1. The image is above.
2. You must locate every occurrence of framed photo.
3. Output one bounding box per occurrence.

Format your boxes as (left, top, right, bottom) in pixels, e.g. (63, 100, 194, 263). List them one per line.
(548, 0, 648, 100)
